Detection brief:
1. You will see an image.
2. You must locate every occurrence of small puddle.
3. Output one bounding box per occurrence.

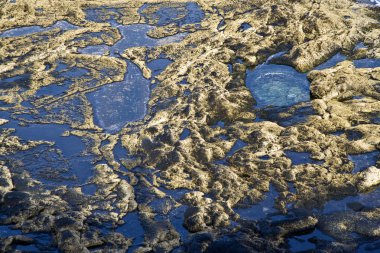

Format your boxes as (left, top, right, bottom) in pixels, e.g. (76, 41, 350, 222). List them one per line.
(85, 7, 121, 23)
(285, 151, 324, 166)
(323, 187, 380, 214)
(211, 121, 225, 128)
(116, 212, 145, 253)
(215, 139, 247, 165)
(234, 185, 279, 220)
(87, 61, 150, 133)
(79, 25, 186, 56)
(80, 22, 187, 132)
(227, 139, 247, 156)
(169, 205, 189, 241)
(78, 45, 109, 55)
(255, 103, 316, 127)
(0, 20, 78, 38)
(288, 228, 334, 252)
(353, 58, 380, 68)
(0, 111, 94, 186)
(358, 239, 380, 253)
(0, 74, 31, 90)
(357, 0, 380, 7)
(35, 82, 71, 97)
(238, 22, 252, 31)
(180, 128, 191, 140)
(0, 225, 22, 237)
(246, 64, 310, 108)
(348, 151, 379, 173)
(147, 58, 174, 77)
(314, 53, 347, 70)
(139, 2, 204, 27)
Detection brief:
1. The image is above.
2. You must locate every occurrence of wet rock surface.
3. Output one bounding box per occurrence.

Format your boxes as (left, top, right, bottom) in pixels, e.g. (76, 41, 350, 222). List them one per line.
(0, 0, 379, 252)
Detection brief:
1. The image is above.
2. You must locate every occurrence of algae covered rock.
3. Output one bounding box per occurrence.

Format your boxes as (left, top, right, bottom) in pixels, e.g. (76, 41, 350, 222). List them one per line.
(0, 0, 379, 252)
(182, 192, 231, 232)
(0, 165, 13, 199)
(318, 208, 380, 241)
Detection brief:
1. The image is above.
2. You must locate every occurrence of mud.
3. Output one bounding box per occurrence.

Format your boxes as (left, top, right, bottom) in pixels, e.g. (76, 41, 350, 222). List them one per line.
(0, 0, 380, 252)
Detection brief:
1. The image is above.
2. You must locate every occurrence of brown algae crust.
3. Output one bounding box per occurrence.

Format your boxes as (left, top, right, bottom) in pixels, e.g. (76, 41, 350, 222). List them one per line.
(0, 0, 380, 252)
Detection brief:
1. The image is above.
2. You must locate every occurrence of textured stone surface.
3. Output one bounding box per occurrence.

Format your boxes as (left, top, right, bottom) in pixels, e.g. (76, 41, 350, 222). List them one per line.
(0, 0, 379, 252)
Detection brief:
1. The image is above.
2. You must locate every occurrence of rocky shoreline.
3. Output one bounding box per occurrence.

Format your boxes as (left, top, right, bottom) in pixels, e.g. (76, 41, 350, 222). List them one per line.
(0, 0, 379, 252)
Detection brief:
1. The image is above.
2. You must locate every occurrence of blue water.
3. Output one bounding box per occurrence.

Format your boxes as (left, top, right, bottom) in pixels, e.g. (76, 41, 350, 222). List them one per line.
(314, 53, 347, 70)
(285, 151, 324, 165)
(259, 155, 271, 160)
(2, 4, 380, 252)
(180, 128, 191, 140)
(215, 139, 247, 165)
(246, 64, 310, 108)
(79, 23, 186, 56)
(80, 23, 186, 132)
(357, 0, 380, 6)
(349, 151, 379, 173)
(323, 187, 380, 214)
(0, 20, 78, 38)
(184, 89, 191, 96)
(35, 82, 71, 97)
(78, 45, 109, 55)
(355, 42, 367, 50)
(234, 185, 279, 220)
(345, 130, 364, 141)
(112, 24, 164, 52)
(116, 212, 145, 252)
(255, 103, 316, 127)
(147, 58, 173, 77)
(86, 61, 150, 132)
(212, 121, 225, 128)
(288, 228, 334, 252)
(81, 183, 97, 195)
(227, 139, 247, 156)
(169, 205, 189, 241)
(354, 58, 380, 68)
(85, 7, 120, 23)
(78, 7, 192, 134)
(0, 74, 30, 90)
(0, 105, 94, 186)
(358, 239, 380, 253)
(139, 2, 204, 27)
(0, 225, 22, 237)
(217, 19, 226, 31)
(239, 23, 252, 31)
